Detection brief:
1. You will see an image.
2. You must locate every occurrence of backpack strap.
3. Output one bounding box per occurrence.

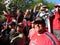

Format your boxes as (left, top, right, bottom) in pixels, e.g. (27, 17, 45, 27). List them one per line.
(45, 33, 57, 45)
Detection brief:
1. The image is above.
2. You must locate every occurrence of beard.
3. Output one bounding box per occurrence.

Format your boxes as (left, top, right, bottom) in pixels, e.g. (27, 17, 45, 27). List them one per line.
(58, 9, 60, 14)
(38, 29, 46, 34)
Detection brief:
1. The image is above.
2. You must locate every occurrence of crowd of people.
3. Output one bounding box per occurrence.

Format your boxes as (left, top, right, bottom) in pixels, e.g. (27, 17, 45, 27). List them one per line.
(0, 3, 60, 45)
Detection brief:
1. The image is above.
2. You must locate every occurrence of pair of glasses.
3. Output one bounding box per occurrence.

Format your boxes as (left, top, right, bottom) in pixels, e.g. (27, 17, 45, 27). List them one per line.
(55, 6, 60, 8)
(43, 7, 47, 8)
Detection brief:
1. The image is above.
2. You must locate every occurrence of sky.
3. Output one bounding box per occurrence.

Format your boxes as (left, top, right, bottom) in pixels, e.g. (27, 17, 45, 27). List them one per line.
(46, 0, 60, 4)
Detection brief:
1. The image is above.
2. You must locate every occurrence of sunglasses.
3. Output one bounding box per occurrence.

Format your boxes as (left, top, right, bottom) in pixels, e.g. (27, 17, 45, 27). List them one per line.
(55, 6, 60, 8)
(43, 7, 47, 8)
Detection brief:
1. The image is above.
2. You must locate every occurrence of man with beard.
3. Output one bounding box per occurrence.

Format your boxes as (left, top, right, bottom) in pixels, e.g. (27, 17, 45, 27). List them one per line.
(29, 17, 59, 45)
(52, 4, 60, 42)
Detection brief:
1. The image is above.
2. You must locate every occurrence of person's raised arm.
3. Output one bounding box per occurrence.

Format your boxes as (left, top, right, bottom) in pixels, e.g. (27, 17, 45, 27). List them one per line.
(33, 3, 43, 13)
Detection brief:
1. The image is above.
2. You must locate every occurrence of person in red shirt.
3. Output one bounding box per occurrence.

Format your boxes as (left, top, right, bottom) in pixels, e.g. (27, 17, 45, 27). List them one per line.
(4, 13, 12, 23)
(52, 4, 60, 42)
(29, 17, 59, 45)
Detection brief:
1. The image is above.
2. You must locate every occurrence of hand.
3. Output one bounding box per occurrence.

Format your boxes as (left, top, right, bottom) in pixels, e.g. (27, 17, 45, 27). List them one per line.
(36, 3, 43, 7)
(3, 11, 7, 14)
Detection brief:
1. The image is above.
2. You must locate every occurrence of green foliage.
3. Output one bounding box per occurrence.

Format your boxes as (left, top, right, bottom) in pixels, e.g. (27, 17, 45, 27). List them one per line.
(0, 0, 55, 14)
(0, 15, 6, 22)
(46, 2, 54, 10)
(0, 2, 6, 15)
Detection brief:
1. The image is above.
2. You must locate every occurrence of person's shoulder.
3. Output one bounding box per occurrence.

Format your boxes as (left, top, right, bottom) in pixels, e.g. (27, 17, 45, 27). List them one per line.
(44, 32, 56, 39)
(45, 32, 60, 45)
(45, 32, 54, 36)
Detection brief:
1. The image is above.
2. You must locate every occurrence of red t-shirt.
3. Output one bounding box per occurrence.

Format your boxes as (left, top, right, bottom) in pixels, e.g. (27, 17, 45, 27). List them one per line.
(4, 14, 12, 23)
(53, 12, 60, 30)
(28, 28, 49, 40)
(29, 32, 59, 45)
(22, 19, 27, 27)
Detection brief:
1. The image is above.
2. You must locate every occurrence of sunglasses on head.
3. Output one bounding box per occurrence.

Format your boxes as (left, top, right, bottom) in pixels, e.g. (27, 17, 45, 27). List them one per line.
(43, 7, 47, 8)
(55, 6, 60, 8)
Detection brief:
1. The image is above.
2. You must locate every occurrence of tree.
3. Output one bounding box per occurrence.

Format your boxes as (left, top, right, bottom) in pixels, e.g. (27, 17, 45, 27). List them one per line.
(0, 0, 54, 14)
(0, 2, 6, 15)
(46, 2, 54, 10)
